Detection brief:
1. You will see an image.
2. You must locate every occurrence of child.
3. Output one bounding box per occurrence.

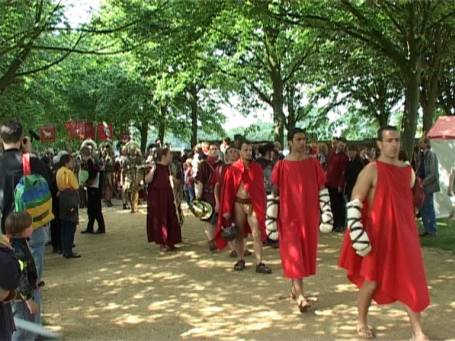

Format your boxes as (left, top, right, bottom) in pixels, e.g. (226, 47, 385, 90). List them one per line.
(0, 235, 21, 341)
(5, 212, 40, 341)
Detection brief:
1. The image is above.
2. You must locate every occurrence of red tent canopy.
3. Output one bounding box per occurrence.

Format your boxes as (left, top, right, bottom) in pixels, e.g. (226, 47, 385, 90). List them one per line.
(427, 116, 455, 139)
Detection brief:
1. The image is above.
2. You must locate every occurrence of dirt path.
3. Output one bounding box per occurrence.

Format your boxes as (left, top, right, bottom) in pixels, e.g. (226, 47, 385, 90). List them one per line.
(42, 201, 455, 340)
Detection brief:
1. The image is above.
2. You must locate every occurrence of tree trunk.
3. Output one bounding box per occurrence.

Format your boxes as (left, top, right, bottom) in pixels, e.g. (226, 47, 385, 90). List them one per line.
(189, 85, 198, 148)
(400, 4, 422, 159)
(139, 119, 148, 153)
(401, 68, 421, 160)
(421, 74, 440, 133)
(286, 86, 296, 133)
(271, 71, 285, 146)
(158, 106, 166, 143)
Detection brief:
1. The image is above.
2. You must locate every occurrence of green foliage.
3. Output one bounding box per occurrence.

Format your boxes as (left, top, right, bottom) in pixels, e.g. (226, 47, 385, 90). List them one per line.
(1, 0, 454, 150)
(420, 219, 455, 253)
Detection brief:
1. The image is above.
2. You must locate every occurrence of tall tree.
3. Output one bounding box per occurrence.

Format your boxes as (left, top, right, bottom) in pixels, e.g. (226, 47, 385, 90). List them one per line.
(278, 0, 455, 156)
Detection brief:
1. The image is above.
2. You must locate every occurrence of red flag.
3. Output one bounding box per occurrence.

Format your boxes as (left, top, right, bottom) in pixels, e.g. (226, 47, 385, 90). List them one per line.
(65, 120, 94, 140)
(97, 122, 113, 141)
(64, 121, 76, 138)
(39, 125, 56, 142)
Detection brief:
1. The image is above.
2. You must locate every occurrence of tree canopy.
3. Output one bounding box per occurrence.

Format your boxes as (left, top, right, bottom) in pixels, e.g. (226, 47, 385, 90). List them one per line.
(1, 0, 454, 153)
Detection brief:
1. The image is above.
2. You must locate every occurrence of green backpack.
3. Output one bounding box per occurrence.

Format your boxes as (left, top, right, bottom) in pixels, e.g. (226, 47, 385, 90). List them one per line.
(14, 153, 54, 228)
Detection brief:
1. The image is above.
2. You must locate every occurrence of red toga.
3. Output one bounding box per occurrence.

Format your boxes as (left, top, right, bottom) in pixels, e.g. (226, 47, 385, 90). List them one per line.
(271, 158, 326, 278)
(215, 159, 267, 250)
(146, 164, 182, 247)
(339, 161, 430, 312)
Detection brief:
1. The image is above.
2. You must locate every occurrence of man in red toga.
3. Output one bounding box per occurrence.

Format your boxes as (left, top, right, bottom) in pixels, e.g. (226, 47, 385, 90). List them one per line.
(220, 141, 272, 274)
(213, 146, 245, 257)
(339, 126, 430, 340)
(271, 128, 333, 313)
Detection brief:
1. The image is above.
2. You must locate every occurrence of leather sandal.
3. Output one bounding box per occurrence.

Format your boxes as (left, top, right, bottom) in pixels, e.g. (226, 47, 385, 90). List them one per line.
(255, 262, 272, 274)
(234, 259, 245, 271)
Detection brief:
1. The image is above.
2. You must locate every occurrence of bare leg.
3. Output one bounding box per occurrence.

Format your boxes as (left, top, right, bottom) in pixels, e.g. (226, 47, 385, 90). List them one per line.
(204, 222, 217, 251)
(404, 306, 428, 341)
(291, 279, 311, 312)
(357, 280, 377, 339)
(233, 203, 246, 262)
(246, 211, 262, 265)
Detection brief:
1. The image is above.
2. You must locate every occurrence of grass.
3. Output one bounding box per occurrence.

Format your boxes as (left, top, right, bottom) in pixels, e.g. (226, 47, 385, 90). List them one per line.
(419, 218, 455, 253)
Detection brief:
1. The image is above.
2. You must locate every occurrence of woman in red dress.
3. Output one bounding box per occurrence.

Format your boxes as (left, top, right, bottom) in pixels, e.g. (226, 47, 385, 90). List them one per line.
(145, 147, 182, 251)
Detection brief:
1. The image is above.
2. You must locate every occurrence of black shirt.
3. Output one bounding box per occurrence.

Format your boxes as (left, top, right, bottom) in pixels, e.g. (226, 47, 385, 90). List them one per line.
(0, 149, 51, 233)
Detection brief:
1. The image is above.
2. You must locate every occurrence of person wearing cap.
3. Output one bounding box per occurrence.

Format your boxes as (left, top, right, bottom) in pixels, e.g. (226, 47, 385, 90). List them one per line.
(0, 235, 22, 341)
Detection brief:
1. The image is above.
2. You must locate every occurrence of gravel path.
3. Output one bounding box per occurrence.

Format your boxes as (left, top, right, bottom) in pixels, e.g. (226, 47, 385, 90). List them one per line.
(41, 201, 455, 340)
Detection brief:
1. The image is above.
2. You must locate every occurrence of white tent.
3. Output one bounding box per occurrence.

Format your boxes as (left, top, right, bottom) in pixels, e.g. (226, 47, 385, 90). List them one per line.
(427, 115, 455, 218)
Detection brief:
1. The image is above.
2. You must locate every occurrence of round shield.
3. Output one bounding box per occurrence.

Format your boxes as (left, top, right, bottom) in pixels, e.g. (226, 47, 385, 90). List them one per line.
(190, 200, 213, 221)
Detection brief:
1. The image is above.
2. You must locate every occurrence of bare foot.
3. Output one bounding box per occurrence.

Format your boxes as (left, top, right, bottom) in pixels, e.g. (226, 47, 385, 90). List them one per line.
(296, 295, 311, 313)
(357, 324, 375, 339)
(410, 332, 429, 341)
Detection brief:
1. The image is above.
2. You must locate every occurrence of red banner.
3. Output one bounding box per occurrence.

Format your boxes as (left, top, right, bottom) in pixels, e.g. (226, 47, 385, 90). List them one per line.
(65, 120, 94, 140)
(97, 122, 113, 141)
(39, 125, 56, 142)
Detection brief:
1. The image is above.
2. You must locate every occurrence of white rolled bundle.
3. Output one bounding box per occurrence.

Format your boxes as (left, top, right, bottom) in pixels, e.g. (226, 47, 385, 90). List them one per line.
(347, 199, 372, 256)
(319, 188, 333, 233)
(266, 194, 279, 241)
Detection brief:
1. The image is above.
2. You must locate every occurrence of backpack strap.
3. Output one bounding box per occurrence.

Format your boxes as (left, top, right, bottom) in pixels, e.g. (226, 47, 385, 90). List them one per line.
(22, 153, 31, 176)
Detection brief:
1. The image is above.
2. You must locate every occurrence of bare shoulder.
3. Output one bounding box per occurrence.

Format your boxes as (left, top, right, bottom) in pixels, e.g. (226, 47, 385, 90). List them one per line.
(359, 162, 377, 179)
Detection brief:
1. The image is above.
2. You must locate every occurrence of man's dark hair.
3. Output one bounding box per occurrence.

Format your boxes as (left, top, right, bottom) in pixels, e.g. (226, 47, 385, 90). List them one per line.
(377, 125, 398, 141)
(153, 147, 170, 162)
(240, 139, 252, 149)
(287, 128, 305, 141)
(60, 153, 72, 166)
(258, 143, 275, 156)
(0, 120, 22, 144)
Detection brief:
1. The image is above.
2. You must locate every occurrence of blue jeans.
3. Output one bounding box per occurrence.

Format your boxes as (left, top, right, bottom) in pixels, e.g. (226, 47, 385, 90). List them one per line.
(12, 301, 36, 341)
(28, 225, 47, 326)
(420, 192, 437, 235)
(184, 185, 195, 204)
(61, 220, 76, 257)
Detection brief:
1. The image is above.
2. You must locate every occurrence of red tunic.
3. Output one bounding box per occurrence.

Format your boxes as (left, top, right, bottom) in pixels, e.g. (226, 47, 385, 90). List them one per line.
(146, 165, 182, 247)
(339, 161, 430, 312)
(271, 158, 326, 279)
(195, 159, 221, 207)
(213, 163, 231, 249)
(215, 160, 267, 250)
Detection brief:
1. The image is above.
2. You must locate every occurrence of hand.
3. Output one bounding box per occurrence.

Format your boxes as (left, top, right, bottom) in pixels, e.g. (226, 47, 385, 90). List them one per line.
(355, 244, 372, 257)
(223, 212, 231, 221)
(26, 299, 39, 315)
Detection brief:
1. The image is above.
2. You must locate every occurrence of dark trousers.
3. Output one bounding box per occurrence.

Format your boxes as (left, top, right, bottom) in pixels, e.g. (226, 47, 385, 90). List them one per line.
(61, 220, 76, 257)
(50, 218, 61, 252)
(328, 186, 346, 231)
(86, 187, 105, 232)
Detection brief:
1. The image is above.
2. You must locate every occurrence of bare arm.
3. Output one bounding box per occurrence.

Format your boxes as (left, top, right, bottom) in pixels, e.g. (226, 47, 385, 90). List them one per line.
(449, 168, 455, 196)
(144, 165, 156, 184)
(195, 181, 203, 200)
(214, 182, 220, 212)
(350, 163, 376, 202)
